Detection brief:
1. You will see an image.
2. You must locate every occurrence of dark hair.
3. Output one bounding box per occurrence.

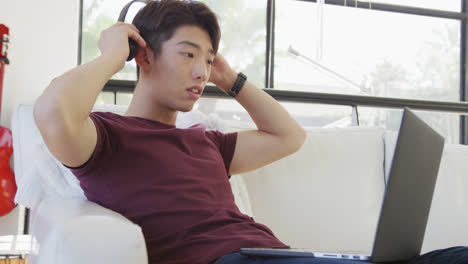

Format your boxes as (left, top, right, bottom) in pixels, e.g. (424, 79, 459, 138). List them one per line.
(132, 0, 221, 58)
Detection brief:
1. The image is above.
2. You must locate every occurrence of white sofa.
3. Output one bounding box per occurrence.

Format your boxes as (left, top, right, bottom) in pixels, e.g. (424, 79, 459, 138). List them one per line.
(11, 103, 468, 264)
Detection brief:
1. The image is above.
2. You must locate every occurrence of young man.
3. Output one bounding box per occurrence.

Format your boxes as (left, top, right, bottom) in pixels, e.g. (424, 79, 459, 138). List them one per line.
(34, 0, 308, 263)
(33, 1, 468, 264)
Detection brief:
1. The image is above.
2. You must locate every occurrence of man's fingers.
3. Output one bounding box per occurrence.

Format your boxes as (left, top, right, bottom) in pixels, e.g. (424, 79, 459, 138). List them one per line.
(125, 24, 146, 48)
(129, 30, 147, 48)
(129, 24, 140, 33)
(115, 22, 146, 47)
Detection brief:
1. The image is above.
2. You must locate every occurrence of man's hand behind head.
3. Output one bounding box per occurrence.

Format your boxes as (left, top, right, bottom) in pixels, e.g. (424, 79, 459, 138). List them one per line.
(209, 53, 237, 92)
(98, 22, 147, 73)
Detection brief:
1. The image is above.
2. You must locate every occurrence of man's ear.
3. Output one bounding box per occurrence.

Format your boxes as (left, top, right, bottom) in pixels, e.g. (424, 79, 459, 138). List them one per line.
(134, 46, 153, 72)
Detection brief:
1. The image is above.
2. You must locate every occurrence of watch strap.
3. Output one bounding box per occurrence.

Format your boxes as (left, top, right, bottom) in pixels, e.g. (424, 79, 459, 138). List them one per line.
(227, 72, 247, 98)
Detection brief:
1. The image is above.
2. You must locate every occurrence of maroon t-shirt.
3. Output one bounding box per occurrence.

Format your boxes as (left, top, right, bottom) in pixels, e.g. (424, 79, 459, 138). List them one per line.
(70, 112, 289, 264)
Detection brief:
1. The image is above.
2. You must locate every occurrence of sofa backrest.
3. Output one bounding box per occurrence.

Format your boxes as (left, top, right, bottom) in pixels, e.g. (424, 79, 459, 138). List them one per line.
(383, 131, 468, 253)
(422, 143, 468, 252)
(242, 126, 468, 254)
(237, 127, 386, 254)
(11, 103, 388, 254)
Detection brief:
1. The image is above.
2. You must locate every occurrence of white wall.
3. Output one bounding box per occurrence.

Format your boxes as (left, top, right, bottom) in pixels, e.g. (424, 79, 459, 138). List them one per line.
(0, 0, 79, 234)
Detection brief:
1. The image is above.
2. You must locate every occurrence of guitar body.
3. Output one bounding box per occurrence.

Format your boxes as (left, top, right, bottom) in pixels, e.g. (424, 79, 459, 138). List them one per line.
(0, 127, 15, 216)
(0, 24, 17, 216)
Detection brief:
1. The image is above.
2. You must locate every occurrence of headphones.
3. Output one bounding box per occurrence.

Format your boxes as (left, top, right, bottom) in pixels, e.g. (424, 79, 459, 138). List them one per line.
(118, 0, 151, 61)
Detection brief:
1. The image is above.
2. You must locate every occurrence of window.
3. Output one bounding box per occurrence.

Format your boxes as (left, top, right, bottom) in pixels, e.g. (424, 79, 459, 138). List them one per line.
(81, 0, 467, 141)
(273, 0, 463, 140)
(81, 0, 267, 86)
(275, 0, 460, 103)
(82, 0, 269, 120)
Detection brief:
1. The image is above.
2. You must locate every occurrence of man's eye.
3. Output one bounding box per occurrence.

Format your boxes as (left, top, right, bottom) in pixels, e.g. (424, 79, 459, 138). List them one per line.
(182, 52, 194, 58)
(207, 60, 213, 65)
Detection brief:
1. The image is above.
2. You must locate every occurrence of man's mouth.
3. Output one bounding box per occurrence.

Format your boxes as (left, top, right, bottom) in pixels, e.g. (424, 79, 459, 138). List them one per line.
(189, 88, 200, 94)
(187, 86, 202, 99)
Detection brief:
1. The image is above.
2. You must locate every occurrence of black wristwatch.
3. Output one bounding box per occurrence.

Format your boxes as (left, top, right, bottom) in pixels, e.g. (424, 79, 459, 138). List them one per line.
(227, 72, 247, 98)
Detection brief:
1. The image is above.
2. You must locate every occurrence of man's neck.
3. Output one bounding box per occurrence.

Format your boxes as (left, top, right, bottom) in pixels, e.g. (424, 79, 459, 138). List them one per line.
(124, 82, 178, 126)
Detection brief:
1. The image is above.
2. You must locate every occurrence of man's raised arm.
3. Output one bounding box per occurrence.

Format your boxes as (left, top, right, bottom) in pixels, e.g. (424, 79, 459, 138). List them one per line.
(209, 54, 307, 175)
(34, 23, 146, 167)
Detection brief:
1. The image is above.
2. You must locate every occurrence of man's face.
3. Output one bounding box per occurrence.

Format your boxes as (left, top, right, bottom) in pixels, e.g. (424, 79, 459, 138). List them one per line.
(148, 25, 215, 112)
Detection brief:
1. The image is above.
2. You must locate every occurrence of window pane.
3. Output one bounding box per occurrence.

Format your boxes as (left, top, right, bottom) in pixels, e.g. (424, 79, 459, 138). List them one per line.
(275, 1, 460, 103)
(82, 0, 267, 87)
(81, 0, 142, 81)
(196, 98, 353, 129)
(201, 0, 267, 88)
(369, 0, 460, 12)
(358, 107, 461, 143)
(116, 92, 133, 106)
(96, 91, 115, 105)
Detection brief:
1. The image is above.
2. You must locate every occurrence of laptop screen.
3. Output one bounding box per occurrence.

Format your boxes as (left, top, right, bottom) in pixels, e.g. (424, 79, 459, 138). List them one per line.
(371, 108, 445, 262)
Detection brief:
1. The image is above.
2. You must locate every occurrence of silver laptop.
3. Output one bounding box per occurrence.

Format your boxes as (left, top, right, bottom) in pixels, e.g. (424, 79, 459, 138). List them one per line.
(241, 108, 445, 263)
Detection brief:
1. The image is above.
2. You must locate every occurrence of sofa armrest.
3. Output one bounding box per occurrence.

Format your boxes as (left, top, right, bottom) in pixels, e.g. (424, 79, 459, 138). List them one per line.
(29, 199, 147, 264)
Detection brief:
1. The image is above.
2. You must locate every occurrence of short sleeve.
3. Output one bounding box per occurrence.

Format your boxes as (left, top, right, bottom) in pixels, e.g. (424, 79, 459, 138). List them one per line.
(67, 112, 112, 177)
(205, 130, 238, 175)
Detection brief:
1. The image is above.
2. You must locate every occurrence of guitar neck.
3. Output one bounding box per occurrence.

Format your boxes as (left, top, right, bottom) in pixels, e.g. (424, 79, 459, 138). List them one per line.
(0, 24, 10, 120)
(0, 60, 4, 115)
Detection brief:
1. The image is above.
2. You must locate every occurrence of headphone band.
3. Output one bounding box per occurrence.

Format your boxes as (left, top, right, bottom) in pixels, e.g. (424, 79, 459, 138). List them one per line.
(118, 0, 151, 22)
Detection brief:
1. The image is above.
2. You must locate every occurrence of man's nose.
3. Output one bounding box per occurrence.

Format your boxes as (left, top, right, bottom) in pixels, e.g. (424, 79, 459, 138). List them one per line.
(192, 59, 208, 82)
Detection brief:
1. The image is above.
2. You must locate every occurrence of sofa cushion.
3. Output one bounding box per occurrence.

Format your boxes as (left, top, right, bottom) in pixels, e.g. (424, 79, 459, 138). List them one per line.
(12, 104, 86, 208)
(239, 127, 386, 254)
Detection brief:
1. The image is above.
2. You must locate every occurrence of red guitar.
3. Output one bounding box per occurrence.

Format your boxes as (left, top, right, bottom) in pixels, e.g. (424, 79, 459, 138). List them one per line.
(0, 24, 17, 217)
